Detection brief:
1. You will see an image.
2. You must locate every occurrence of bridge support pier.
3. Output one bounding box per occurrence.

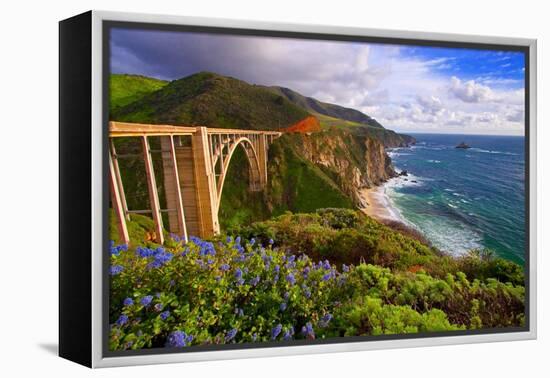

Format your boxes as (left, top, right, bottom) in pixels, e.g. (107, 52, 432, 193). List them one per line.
(257, 134, 268, 188)
(160, 136, 188, 242)
(192, 127, 220, 238)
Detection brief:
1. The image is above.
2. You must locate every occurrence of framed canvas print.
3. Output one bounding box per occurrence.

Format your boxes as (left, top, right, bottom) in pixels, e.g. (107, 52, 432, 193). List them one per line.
(59, 10, 537, 368)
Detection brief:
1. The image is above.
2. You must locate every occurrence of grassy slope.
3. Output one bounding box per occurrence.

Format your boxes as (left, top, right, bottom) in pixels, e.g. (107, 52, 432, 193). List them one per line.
(219, 135, 354, 231)
(110, 74, 168, 112)
(112, 72, 309, 130)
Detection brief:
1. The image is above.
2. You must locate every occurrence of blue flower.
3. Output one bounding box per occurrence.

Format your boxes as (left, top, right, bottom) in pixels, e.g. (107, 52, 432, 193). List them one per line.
(280, 302, 287, 312)
(282, 329, 292, 341)
(116, 314, 128, 326)
(225, 328, 238, 342)
(166, 330, 193, 348)
(323, 260, 331, 270)
(226, 236, 233, 243)
(110, 265, 123, 276)
(235, 236, 241, 245)
(249, 238, 256, 246)
(342, 264, 350, 273)
(147, 249, 174, 269)
(271, 324, 282, 340)
(234, 268, 245, 285)
(269, 239, 274, 245)
(220, 263, 230, 272)
(136, 246, 154, 258)
(140, 295, 153, 307)
(250, 275, 260, 286)
(235, 268, 243, 280)
(154, 303, 163, 312)
(283, 292, 290, 301)
(301, 322, 315, 339)
(123, 297, 133, 306)
(322, 273, 332, 281)
(160, 311, 170, 320)
(111, 241, 128, 255)
(318, 313, 333, 328)
(189, 236, 202, 244)
(286, 273, 296, 286)
(252, 333, 258, 342)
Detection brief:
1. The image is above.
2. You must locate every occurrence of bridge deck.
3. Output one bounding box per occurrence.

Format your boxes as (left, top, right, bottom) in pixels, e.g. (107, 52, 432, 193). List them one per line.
(110, 121, 282, 137)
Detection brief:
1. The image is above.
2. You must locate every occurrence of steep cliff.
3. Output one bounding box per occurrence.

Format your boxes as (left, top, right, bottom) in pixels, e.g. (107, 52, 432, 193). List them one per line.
(272, 129, 396, 208)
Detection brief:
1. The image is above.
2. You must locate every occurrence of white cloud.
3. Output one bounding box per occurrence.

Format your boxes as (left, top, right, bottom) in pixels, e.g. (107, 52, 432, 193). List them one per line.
(506, 109, 525, 122)
(416, 95, 444, 115)
(449, 76, 496, 103)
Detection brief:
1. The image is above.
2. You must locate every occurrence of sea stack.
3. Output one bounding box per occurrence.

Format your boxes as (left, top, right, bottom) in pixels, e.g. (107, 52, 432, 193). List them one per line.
(455, 142, 471, 149)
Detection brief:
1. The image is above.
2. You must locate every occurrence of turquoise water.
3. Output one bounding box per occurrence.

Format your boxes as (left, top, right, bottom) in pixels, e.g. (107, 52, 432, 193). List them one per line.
(387, 134, 526, 264)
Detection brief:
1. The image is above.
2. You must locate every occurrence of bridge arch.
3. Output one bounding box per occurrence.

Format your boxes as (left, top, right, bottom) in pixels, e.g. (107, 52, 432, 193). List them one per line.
(214, 136, 262, 213)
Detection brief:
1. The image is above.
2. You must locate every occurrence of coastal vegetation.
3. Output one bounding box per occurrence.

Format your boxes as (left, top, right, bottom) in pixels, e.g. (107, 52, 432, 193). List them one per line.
(109, 209, 524, 350)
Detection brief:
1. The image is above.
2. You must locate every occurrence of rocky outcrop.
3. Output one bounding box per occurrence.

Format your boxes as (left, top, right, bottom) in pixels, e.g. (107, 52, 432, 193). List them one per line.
(455, 142, 471, 149)
(282, 129, 396, 207)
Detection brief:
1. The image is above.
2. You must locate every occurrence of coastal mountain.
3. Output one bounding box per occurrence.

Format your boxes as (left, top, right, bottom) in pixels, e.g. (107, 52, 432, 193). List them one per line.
(112, 72, 309, 131)
(264, 85, 384, 129)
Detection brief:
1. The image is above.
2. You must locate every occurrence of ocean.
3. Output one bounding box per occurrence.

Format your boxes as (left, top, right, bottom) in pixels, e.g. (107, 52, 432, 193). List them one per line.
(386, 133, 526, 264)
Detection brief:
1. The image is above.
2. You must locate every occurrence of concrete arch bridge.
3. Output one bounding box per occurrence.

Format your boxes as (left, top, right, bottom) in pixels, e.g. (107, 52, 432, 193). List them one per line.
(109, 121, 281, 245)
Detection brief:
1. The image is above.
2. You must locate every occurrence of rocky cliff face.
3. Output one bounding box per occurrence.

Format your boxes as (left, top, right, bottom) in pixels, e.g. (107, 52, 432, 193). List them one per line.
(352, 126, 416, 149)
(280, 129, 396, 207)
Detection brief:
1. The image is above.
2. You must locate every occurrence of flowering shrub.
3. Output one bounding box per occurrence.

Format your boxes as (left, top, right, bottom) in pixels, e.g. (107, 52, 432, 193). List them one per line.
(109, 235, 524, 351)
(109, 236, 346, 350)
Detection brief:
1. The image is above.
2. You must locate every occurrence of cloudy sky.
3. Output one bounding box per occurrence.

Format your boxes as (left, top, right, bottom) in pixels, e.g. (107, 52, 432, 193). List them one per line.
(111, 28, 526, 135)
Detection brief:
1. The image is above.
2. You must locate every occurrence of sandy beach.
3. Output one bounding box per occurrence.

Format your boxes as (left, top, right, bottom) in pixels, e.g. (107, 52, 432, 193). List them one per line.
(359, 183, 403, 223)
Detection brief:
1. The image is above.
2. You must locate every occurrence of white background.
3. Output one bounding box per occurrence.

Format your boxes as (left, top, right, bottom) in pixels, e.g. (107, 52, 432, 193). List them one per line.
(0, 0, 547, 376)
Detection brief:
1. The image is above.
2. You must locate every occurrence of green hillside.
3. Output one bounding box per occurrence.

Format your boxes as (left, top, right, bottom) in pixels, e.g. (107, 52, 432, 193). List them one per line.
(265, 85, 384, 128)
(112, 72, 309, 130)
(110, 74, 168, 112)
